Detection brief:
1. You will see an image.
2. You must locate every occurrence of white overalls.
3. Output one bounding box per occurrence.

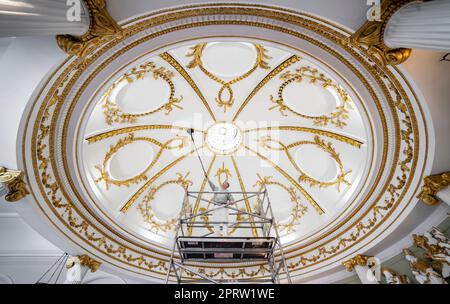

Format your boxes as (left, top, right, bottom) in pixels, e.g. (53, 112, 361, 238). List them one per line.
(208, 180, 234, 236)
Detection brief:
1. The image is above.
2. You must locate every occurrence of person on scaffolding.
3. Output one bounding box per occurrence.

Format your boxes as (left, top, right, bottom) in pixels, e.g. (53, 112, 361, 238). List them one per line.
(207, 179, 235, 237)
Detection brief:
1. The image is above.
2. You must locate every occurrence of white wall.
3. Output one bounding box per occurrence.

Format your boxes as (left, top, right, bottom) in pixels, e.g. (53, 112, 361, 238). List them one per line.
(0, 36, 65, 168)
(401, 50, 450, 173)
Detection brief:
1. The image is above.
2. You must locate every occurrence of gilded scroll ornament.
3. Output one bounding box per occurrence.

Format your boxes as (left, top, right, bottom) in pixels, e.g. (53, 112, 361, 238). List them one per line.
(101, 61, 183, 125)
(94, 134, 188, 189)
(257, 136, 352, 191)
(78, 254, 102, 272)
(270, 66, 352, 128)
(346, 0, 414, 66)
(56, 0, 122, 57)
(186, 43, 271, 111)
(342, 254, 371, 272)
(0, 167, 29, 202)
(417, 172, 450, 205)
(138, 172, 192, 233)
(254, 174, 308, 233)
(66, 254, 101, 272)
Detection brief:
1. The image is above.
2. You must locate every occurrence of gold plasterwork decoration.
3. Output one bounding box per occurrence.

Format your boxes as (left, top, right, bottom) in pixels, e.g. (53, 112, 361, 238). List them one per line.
(186, 43, 271, 111)
(417, 172, 450, 205)
(347, 0, 414, 66)
(100, 61, 183, 125)
(66, 254, 101, 272)
(270, 66, 352, 128)
(78, 254, 102, 272)
(254, 174, 308, 233)
(0, 167, 29, 202)
(93, 133, 189, 189)
(257, 136, 352, 191)
(56, 0, 122, 57)
(342, 254, 371, 272)
(138, 172, 192, 233)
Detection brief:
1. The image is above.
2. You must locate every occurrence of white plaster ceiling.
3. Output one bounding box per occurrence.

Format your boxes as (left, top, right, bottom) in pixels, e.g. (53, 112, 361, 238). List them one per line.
(81, 41, 369, 246)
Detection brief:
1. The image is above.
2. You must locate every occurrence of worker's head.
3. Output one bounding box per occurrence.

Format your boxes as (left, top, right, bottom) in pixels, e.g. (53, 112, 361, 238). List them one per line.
(221, 181, 230, 190)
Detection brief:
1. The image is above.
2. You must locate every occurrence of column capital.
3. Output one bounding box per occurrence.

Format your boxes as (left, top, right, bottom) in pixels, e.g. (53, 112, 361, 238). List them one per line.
(347, 0, 415, 66)
(0, 167, 30, 202)
(66, 254, 102, 272)
(57, 0, 122, 57)
(417, 172, 450, 205)
(342, 254, 372, 272)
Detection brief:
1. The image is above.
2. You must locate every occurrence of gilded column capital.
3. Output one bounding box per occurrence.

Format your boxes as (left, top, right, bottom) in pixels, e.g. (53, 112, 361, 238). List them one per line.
(0, 167, 30, 202)
(417, 172, 450, 205)
(342, 254, 372, 272)
(66, 254, 102, 272)
(346, 0, 415, 65)
(56, 0, 122, 57)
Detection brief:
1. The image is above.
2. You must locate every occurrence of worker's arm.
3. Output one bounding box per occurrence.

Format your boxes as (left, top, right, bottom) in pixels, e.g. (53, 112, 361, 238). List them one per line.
(208, 179, 217, 191)
(228, 194, 235, 204)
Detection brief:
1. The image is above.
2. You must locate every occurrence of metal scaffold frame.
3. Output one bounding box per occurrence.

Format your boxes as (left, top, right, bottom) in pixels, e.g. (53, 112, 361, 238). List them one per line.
(165, 189, 292, 284)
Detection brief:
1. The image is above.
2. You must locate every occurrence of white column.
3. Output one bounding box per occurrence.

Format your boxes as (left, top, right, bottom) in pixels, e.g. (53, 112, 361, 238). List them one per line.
(64, 255, 100, 284)
(384, 0, 450, 52)
(343, 255, 381, 284)
(354, 264, 380, 284)
(64, 256, 89, 284)
(0, 0, 89, 37)
(436, 187, 450, 207)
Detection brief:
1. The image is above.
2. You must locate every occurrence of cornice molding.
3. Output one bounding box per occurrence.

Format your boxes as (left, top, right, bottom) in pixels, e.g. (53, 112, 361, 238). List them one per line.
(0, 167, 29, 202)
(417, 172, 450, 205)
(56, 0, 122, 57)
(342, 254, 372, 272)
(347, 0, 415, 66)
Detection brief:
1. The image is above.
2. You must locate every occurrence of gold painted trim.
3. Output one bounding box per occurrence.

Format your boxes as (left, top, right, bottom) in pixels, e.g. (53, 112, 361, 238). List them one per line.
(86, 125, 204, 144)
(243, 145, 325, 215)
(232, 55, 300, 122)
(244, 126, 363, 148)
(160, 52, 217, 121)
(231, 155, 258, 236)
(120, 146, 204, 213)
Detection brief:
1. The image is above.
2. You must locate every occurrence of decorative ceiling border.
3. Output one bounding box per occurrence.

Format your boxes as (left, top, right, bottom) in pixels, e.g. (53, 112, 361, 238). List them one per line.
(19, 4, 429, 281)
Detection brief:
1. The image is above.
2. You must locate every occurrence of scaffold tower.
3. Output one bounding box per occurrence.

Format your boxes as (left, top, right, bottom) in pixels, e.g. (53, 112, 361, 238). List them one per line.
(165, 189, 292, 284)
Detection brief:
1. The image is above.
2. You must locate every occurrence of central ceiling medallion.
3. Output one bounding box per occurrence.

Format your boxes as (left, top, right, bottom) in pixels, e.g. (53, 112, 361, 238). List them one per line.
(205, 122, 243, 154)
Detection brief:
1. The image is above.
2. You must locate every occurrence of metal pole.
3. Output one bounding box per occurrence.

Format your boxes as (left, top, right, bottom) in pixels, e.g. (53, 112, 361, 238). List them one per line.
(265, 187, 292, 284)
(165, 190, 187, 284)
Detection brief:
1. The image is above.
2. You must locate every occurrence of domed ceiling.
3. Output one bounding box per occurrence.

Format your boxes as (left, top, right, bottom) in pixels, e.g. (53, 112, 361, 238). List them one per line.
(82, 41, 369, 244)
(18, 4, 431, 282)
